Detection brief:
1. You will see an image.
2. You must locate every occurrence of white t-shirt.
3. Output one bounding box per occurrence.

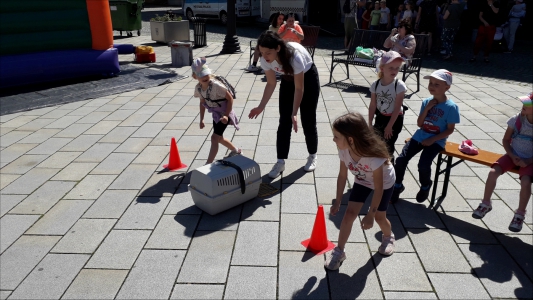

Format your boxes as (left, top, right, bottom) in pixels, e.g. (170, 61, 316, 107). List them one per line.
(193, 79, 228, 107)
(380, 7, 391, 24)
(338, 149, 396, 189)
(370, 79, 407, 115)
(260, 42, 313, 75)
(403, 10, 412, 19)
(508, 113, 533, 159)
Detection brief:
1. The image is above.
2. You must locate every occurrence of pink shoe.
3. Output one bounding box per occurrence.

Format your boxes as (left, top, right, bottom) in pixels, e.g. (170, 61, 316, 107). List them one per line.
(459, 140, 479, 155)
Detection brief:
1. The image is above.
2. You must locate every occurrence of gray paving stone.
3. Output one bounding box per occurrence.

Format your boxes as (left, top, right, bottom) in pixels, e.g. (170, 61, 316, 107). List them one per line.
(177, 230, 235, 283)
(280, 213, 326, 251)
(53, 123, 93, 138)
(63, 175, 116, 199)
(18, 129, 61, 144)
(132, 145, 169, 164)
(241, 193, 280, 221)
(170, 284, 224, 300)
(60, 134, 103, 152)
(0, 214, 40, 254)
(495, 233, 533, 281)
(494, 189, 533, 225)
(384, 292, 437, 299)
(84, 120, 121, 135)
(99, 126, 137, 143)
(0, 143, 37, 165)
(281, 159, 316, 184)
(26, 200, 92, 235)
(0, 291, 11, 299)
(0, 154, 49, 175)
(114, 137, 151, 153)
(394, 201, 445, 229)
(115, 197, 170, 229)
(74, 143, 119, 163)
(83, 189, 137, 219)
(373, 252, 433, 291)
(196, 205, 241, 231)
(313, 154, 341, 178)
(175, 135, 206, 153)
(130, 122, 166, 138)
(62, 269, 128, 300)
(363, 214, 414, 252)
(1, 167, 59, 195)
(108, 164, 157, 190)
(459, 244, 533, 298)
(85, 230, 151, 269)
(17, 118, 56, 131)
(316, 177, 349, 205)
(164, 186, 202, 215)
(0, 194, 25, 217)
(116, 250, 185, 299)
(439, 212, 499, 244)
(327, 243, 383, 299)
(408, 228, 471, 272)
(145, 214, 199, 249)
(320, 204, 366, 243)
(51, 162, 98, 181)
(104, 109, 136, 122)
(0, 235, 61, 290)
(90, 153, 137, 175)
(231, 221, 278, 266)
(138, 171, 183, 197)
(278, 251, 329, 299)
(51, 219, 116, 253)
(0, 131, 31, 148)
(27, 137, 72, 155)
(281, 184, 318, 214)
(9, 181, 74, 216)
(77, 111, 110, 124)
(428, 273, 490, 299)
(224, 266, 277, 300)
(37, 151, 81, 169)
(9, 253, 89, 299)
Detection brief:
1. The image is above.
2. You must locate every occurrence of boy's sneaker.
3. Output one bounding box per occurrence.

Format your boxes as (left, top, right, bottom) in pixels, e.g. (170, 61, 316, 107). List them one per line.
(416, 181, 432, 203)
(225, 148, 243, 158)
(268, 161, 285, 178)
(304, 155, 317, 172)
(324, 247, 346, 270)
(509, 213, 525, 232)
(390, 184, 405, 203)
(472, 202, 492, 219)
(378, 233, 395, 256)
(245, 65, 260, 72)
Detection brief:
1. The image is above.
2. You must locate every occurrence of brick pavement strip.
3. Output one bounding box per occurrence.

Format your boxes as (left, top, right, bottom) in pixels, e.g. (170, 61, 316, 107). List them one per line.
(1, 37, 532, 299)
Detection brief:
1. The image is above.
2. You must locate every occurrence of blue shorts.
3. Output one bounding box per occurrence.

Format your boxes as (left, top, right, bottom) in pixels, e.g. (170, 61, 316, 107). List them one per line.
(349, 183, 393, 212)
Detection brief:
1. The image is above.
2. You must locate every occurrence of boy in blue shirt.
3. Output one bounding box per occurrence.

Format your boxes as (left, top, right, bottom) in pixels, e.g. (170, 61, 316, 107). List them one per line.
(390, 69, 460, 203)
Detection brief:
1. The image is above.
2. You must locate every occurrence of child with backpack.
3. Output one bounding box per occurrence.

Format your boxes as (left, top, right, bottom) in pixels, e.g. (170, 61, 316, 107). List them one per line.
(472, 92, 533, 232)
(192, 57, 242, 164)
(325, 112, 396, 270)
(369, 51, 407, 164)
(390, 69, 460, 203)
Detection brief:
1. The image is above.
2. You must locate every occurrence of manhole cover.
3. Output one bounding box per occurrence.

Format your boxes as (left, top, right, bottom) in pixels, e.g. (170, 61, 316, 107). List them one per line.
(258, 183, 279, 198)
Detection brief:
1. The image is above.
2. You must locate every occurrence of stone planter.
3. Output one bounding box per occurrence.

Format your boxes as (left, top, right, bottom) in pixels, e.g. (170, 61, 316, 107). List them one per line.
(150, 20, 190, 43)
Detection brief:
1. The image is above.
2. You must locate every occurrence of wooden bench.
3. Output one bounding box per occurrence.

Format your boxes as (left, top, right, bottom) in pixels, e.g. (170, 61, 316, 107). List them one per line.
(404, 139, 518, 211)
(329, 29, 428, 92)
(248, 25, 321, 66)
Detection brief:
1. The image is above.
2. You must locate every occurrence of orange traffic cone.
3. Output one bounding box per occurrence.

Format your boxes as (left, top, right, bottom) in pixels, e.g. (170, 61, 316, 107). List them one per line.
(301, 205, 335, 255)
(163, 137, 187, 171)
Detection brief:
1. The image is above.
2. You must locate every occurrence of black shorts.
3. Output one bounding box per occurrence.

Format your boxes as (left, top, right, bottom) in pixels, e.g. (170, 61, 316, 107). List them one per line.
(349, 183, 394, 212)
(213, 120, 229, 136)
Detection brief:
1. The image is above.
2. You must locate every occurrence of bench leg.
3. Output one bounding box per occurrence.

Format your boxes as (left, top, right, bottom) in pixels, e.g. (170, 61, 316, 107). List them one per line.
(429, 153, 443, 209)
(329, 60, 335, 83)
(432, 155, 453, 211)
(416, 72, 420, 93)
(345, 63, 350, 80)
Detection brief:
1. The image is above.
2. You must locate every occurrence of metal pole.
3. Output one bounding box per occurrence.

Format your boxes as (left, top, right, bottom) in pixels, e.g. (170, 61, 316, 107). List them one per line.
(221, 0, 241, 53)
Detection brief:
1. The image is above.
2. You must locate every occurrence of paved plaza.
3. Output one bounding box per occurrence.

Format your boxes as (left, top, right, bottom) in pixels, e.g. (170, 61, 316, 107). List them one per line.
(0, 33, 532, 300)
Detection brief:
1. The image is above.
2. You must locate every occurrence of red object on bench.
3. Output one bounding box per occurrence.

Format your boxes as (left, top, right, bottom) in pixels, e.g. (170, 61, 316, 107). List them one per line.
(135, 53, 156, 63)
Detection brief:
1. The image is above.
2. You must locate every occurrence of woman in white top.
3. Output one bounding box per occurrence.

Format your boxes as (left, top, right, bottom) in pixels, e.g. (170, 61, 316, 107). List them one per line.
(248, 31, 320, 179)
(504, 0, 526, 53)
(383, 19, 416, 63)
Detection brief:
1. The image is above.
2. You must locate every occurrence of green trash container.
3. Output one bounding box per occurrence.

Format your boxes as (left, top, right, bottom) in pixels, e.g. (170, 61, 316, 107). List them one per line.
(109, 0, 144, 36)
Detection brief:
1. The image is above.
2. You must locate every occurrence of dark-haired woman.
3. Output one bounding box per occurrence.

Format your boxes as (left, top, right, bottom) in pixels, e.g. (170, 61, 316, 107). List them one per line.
(248, 31, 320, 179)
(383, 19, 417, 64)
(246, 12, 285, 72)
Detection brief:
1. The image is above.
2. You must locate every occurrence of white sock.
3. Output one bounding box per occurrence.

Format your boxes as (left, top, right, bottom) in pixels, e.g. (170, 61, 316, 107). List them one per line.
(277, 159, 285, 164)
(310, 153, 317, 159)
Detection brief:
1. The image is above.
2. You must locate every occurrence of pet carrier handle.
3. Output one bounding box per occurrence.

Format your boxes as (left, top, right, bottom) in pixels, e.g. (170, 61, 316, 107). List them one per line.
(216, 160, 246, 194)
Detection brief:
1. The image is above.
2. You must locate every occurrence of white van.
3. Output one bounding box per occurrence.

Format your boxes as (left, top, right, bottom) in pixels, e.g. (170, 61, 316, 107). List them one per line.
(184, 0, 260, 25)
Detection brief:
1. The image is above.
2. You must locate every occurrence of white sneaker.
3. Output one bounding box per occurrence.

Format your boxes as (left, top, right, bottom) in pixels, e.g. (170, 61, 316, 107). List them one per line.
(225, 148, 242, 158)
(304, 155, 317, 172)
(378, 233, 395, 256)
(268, 162, 285, 178)
(245, 65, 260, 72)
(324, 247, 346, 270)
